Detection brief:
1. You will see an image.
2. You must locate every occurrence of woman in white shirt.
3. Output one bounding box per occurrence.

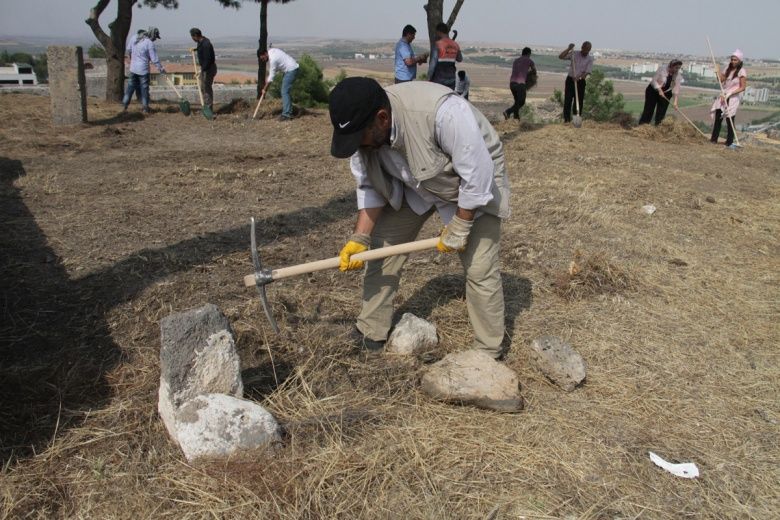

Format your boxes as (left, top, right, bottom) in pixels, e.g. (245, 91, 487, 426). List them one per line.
(638, 60, 683, 126)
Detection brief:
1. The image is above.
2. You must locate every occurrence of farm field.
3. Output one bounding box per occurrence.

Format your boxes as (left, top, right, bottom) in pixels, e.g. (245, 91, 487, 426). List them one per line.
(1, 87, 778, 519)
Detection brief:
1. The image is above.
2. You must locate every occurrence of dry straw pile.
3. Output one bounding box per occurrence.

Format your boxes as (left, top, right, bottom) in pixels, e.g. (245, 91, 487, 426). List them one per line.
(1, 94, 778, 519)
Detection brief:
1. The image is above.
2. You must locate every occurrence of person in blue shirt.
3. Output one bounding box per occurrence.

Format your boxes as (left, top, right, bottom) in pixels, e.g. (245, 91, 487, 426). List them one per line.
(122, 27, 165, 113)
(394, 24, 428, 84)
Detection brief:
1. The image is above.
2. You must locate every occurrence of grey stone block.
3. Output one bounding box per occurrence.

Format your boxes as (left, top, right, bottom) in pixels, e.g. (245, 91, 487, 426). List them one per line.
(158, 304, 243, 443)
(47, 46, 87, 125)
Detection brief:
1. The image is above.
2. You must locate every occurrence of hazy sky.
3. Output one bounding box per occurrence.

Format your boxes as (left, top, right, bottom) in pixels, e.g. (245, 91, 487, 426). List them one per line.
(1, 0, 778, 58)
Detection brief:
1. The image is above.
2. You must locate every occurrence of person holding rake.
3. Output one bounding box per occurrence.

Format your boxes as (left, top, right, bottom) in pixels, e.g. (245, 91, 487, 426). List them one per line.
(710, 50, 747, 149)
(638, 60, 684, 126)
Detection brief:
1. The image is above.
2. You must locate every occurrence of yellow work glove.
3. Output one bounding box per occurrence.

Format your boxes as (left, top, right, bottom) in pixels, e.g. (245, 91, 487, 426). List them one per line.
(437, 215, 474, 253)
(339, 233, 371, 271)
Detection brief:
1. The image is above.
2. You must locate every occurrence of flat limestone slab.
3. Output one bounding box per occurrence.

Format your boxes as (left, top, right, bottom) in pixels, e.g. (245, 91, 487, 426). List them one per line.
(421, 350, 523, 412)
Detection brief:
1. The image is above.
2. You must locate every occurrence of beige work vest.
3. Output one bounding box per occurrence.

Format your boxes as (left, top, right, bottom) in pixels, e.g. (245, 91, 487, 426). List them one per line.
(358, 82, 510, 219)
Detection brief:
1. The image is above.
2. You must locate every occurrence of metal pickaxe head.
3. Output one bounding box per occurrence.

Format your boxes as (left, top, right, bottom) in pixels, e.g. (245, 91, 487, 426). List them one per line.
(250, 217, 280, 334)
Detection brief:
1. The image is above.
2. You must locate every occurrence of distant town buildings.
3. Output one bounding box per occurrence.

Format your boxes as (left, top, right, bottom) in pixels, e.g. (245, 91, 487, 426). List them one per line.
(352, 53, 389, 60)
(686, 62, 716, 78)
(743, 86, 769, 104)
(0, 63, 38, 86)
(149, 64, 197, 86)
(629, 62, 659, 74)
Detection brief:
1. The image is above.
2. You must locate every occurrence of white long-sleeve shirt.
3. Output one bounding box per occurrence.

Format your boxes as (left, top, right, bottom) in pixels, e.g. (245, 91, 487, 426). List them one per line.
(266, 48, 299, 83)
(650, 65, 683, 96)
(349, 95, 495, 224)
(562, 50, 594, 79)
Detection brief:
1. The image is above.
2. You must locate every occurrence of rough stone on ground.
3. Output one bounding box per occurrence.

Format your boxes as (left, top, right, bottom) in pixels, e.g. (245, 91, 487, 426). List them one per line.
(47, 46, 87, 125)
(386, 313, 438, 355)
(158, 304, 243, 442)
(421, 350, 523, 412)
(529, 336, 587, 392)
(175, 393, 281, 462)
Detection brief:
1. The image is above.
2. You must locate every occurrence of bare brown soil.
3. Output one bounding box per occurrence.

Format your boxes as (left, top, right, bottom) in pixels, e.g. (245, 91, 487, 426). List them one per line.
(1, 92, 778, 519)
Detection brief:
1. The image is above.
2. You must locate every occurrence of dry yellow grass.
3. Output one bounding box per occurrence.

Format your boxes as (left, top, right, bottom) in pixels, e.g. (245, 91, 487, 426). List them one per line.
(1, 94, 778, 519)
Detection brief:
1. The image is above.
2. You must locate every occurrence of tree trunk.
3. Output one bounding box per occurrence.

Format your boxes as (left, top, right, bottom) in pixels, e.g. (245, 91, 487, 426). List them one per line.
(424, 0, 465, 55)
(256, 0, 268, 98)
(445, 0, 465, 31)
(86, 0, 135, 102)
(423, 1, 443, 60)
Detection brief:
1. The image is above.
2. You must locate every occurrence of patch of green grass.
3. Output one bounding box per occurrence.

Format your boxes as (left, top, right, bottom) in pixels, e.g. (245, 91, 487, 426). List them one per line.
(622, 97, 704, 116)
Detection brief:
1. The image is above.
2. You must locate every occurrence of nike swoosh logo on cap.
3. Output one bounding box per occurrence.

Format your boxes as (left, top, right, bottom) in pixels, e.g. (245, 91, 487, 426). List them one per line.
(338, 122, 350, 128)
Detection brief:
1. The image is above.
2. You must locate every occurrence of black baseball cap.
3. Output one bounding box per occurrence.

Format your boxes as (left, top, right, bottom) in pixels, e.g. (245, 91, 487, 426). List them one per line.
(329, 77, 388, 158)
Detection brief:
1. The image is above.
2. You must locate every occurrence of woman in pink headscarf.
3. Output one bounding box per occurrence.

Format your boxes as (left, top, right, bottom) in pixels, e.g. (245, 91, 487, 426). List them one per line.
(710, 50, 747, 148)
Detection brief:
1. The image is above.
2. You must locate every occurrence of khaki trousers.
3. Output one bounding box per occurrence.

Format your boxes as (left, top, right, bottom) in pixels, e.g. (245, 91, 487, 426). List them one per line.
(357, 206, 505, 357)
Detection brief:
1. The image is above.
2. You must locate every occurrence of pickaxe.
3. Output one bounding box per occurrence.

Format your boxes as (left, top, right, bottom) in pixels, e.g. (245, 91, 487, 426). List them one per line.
(244, 217, 439, 333)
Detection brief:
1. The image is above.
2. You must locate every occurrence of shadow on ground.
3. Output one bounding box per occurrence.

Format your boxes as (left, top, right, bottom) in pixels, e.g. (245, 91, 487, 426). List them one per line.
(0, 155, 354, 463)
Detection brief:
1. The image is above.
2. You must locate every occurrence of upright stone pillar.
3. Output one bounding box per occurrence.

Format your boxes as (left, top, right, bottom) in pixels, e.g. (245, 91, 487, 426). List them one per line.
(46, 46, 88, 125)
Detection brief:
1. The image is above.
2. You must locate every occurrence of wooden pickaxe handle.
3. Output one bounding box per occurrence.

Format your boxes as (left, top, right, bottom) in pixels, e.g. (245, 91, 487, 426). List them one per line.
(244, 237, 440, 287)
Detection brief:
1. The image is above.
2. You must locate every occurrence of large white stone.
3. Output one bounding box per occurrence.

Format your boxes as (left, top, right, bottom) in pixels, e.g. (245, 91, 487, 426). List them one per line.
(421, 350, 523, 412)
(175, 393, 281, 462)
(529, 336, 587, 392)
(386, 313, 438, 355)
(158, 304, 245, 452)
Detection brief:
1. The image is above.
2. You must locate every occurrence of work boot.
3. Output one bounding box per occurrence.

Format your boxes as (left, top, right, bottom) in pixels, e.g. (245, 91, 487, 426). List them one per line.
(278, 115, 292, 122)
(350, 327, 385, 353)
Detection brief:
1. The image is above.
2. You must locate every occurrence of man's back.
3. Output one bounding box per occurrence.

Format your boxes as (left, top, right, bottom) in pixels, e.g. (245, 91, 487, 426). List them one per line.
(431, 37, 461, 87)
(197, 37, 216, 70)
(129, 37, 157, 75)
(510, 56, 534, 84)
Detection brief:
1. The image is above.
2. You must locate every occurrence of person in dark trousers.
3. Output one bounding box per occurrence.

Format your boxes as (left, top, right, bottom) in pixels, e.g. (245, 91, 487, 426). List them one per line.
(710, 50, 747, 149)
(394, 24, 428, 84)
(504, 47, 535, 120)
(428, 22, 462, 90)
(189, 27, 217, 111)
(558, 41, 593, 122)
(455, 70, 470, 99)
(639, 60, 684, 125)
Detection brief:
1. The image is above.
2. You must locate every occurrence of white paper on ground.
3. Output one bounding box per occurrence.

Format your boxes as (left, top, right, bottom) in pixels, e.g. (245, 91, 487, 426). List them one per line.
(649, 451, 700, 479)
(642, 204, 657, 215)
